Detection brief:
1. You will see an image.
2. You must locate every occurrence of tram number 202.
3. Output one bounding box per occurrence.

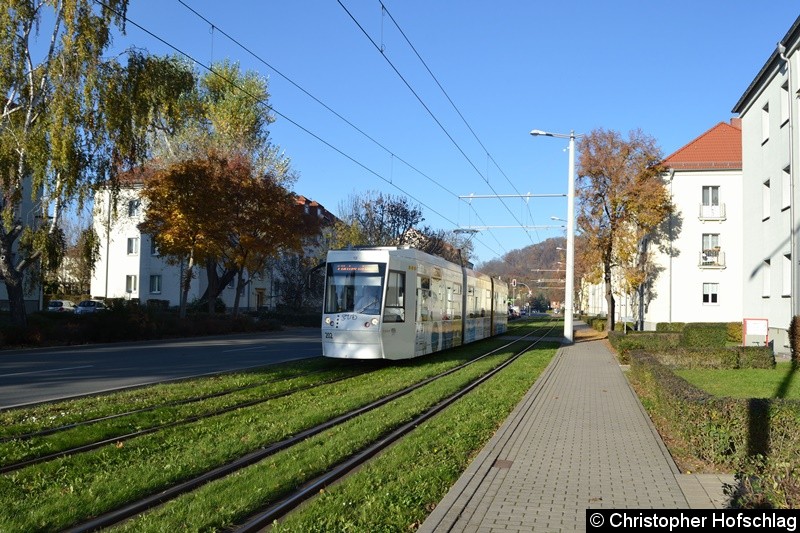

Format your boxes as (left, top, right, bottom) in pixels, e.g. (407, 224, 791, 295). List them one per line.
(324, 332, 333, 339)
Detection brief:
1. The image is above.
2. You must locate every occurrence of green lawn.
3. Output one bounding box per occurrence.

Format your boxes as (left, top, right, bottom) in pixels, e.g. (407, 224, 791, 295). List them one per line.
(675, 361, 800, 399)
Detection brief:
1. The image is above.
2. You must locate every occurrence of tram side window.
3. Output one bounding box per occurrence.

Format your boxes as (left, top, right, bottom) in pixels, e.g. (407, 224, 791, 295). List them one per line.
(451, 282, 462, 319)
(384, 270, 405, 322)
(417, 275, 431, 321)
(467, 286, 475, 318)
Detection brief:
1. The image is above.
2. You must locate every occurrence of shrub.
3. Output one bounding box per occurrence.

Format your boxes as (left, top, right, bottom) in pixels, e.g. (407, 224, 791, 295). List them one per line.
(647, 346, 774, 370)
(681, 323, 728, 348)
(790, 315, 800, 365)
(628, 351, 800, 508)
(727, 322, 743, 344)
(260, 306, 320, 327)
(608, 332, 681, 364)
(656, 322, 686, 332)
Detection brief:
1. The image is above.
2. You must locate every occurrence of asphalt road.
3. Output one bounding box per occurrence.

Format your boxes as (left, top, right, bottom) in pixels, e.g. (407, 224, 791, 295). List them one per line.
(0, 328, 322, 409)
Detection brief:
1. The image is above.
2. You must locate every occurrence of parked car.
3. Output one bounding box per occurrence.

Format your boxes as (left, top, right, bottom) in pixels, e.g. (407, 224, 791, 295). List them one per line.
(47, 300, 76, 313)
(75, 300, 108, 315)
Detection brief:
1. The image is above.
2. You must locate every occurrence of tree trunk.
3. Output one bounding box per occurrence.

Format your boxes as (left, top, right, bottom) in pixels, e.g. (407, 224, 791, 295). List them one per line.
(200, 261, 236, 308)
(179, 255, 194, 319)
(604, 266, 615, 332)
(5, 271, 27, 329)
(0, 231, 27, 328)
(232, 269, 245, 317)
(206, 258, 217, 314)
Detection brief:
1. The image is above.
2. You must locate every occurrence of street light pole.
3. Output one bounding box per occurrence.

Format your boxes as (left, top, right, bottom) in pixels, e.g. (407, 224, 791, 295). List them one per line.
(564, 131, 576, 343)
(530, 129, 581, 343)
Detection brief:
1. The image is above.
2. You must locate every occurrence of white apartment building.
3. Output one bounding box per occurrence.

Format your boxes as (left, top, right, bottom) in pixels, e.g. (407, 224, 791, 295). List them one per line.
(90, 183, 334, 312)
(644, 120, 744, 330)
(732, 15, 800, 353)
(582, 121, 744, 330)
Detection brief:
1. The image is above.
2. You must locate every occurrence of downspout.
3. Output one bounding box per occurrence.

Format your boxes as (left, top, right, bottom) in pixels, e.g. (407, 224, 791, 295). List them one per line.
(778, 43, 797, 322)
(667, 169, 675, 323)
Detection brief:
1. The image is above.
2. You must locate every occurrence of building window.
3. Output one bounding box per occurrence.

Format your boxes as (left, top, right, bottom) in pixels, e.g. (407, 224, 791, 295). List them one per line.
(763, 179, 771, 220)
(762, 259, 771, 297)
(150, 238, 159, 256)
(701, 233, 720, 265)
(127, 237, 139, 255)
(128, 199, 141, 217)
(126, 275, 138, 293)
(150, 274, 162, 294)
(783, 254, 792, 297)
(781, 82, 790, 126)
(702, 186, 719, 207)
(702, 283, 718, 304)
(701, 185, 722, 219)
(783, 166, 791, 210)
(762, 103, 770, 143)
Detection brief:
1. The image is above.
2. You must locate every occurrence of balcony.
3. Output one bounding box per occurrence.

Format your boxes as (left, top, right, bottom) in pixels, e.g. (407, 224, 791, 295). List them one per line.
(699, 203, 726, 221)
(699, 249, 725, 269)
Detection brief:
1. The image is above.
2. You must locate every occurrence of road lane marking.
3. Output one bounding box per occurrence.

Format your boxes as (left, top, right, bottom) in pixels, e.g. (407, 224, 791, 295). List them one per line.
(0, 365, 94, 378)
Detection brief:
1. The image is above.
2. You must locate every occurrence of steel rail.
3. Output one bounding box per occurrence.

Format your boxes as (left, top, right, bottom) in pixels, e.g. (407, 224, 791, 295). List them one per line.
(234, 322, 559, 531)
(62, 322, 558, 533)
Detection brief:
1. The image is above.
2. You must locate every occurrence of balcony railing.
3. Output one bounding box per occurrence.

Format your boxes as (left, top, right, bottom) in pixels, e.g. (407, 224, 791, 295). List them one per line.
(699, 203, 726, 221)
(699, 249, 725, 268)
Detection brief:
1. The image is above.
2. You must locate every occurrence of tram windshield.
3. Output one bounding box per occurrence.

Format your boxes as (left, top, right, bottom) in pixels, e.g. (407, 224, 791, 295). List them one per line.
(324, 262, 385, 315)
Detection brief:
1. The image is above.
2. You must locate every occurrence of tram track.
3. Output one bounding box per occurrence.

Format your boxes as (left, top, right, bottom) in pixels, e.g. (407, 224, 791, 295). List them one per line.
(1, 367, 346, 443)
(232, 319, 559, 532)
(0, 370, 374, 474)
(55, 320, 559, 533)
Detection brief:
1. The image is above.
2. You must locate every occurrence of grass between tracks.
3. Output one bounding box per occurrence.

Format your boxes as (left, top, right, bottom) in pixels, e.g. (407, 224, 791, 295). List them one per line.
(271, 346, 557, 532)
(0, 357, 343, 438)
(118, 341, 558, 532)
(0, 326, 554, 532)
(0, 362, 367, 467)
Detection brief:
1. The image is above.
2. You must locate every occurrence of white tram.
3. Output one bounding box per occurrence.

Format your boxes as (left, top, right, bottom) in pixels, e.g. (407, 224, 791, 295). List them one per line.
(322, 247, 508, 360)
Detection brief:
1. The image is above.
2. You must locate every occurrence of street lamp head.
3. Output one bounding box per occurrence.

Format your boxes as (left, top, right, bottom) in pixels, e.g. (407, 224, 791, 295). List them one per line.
(529, 129, 551, 137)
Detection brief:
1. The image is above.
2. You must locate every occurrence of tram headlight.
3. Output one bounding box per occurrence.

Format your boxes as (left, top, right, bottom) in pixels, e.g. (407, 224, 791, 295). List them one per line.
(371, 318, 379, 326)
(324, 317, 332, 325)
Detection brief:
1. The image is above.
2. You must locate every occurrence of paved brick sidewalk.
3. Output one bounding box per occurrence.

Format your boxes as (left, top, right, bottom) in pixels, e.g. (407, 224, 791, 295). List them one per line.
(419, 326, 733, 532)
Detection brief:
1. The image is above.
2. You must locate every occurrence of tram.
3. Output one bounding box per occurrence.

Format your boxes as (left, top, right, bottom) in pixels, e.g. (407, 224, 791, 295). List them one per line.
(322, 247, 508, 360)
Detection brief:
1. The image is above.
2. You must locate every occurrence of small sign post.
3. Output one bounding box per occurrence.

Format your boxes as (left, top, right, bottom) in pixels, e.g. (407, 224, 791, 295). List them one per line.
(743, 318, 769, 347)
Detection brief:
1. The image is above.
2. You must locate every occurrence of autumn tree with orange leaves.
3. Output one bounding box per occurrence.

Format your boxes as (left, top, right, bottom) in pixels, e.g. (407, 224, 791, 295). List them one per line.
(138, 154, 231, 318)
(576, 128, 672, 331)
(139, 151, 317, 318)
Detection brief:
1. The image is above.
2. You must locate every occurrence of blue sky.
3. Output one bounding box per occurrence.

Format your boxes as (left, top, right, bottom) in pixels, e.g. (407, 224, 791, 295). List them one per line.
(107, 1, 799, 264)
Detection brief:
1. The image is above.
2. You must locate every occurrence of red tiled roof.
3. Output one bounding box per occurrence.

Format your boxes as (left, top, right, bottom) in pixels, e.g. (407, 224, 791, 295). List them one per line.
(664, 119, 742, 171)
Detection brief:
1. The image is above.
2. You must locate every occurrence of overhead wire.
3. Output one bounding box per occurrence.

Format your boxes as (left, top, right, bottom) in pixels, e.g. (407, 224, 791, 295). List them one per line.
(91, 0, 506, 257)
(173, 0, 507, 257)
(337, 0, 535, 249)
(378, 1, 541, 243)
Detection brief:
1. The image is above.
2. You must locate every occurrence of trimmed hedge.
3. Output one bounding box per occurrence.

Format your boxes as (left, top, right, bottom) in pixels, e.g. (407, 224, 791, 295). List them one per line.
(0, 307, 283, 348)
(628, 351, 800, 508)
(651, 347, 774, 370)
(656, 322, 686, 332)
(608, 331, 681, 364)
(681, 322, 729, 348)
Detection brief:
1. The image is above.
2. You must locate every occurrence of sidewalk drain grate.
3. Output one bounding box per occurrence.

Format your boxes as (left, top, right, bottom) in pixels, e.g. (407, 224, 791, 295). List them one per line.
(492, 459, 513, 469)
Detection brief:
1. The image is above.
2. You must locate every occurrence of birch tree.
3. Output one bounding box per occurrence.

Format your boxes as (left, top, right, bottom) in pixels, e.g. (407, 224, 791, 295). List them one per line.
(1, 0, 193, 326)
